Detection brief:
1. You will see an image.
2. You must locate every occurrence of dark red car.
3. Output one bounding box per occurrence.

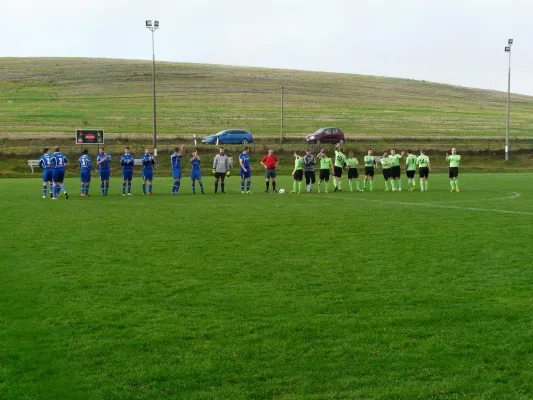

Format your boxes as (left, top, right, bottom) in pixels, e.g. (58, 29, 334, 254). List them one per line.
(305, 127, 345, 144)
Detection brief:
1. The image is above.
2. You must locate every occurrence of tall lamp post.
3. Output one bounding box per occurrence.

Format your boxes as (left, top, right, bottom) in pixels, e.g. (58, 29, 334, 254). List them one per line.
(146, 20, 159, 158)
(504, 38, 513, 161)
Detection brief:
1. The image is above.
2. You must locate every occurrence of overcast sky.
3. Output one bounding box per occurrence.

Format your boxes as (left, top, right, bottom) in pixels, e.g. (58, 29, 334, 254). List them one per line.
(2, 0, 532, 95)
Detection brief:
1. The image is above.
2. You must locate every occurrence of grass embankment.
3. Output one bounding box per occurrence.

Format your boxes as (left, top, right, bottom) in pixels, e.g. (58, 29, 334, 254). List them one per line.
(2, 57, 533, 137)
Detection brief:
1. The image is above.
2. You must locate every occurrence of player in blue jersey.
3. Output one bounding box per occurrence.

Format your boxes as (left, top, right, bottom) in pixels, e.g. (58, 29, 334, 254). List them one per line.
(171, 145, 185, 194)
(38, 148, 53, 198)
(96, 147, 112, 195)
(120, 147, 135, 196)
(190, 150, 205, 194)
(141, 147, 156, 195)
(79, 149, 96, 197)
(49, 147, 69, 199)
(239, 146, 252, 194)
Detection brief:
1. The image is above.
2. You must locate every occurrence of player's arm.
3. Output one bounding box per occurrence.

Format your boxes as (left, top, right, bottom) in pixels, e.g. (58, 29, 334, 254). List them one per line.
(428, 160, 432, 172)
(39, 159, 45, 169)
(64, 157, 69, 166)
(445, 153, 450, 161)
(275, 157, 279, 168)
(120, 156, 126, 166)
(239, 156, 246, 172)
(96, 156, 104, 165)
(178, 145, 185, 157)
(260, 156, 267, 168)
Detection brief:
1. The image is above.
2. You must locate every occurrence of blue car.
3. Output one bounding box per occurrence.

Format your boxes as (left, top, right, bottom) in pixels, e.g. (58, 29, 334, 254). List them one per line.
(201, 129, 254, 145)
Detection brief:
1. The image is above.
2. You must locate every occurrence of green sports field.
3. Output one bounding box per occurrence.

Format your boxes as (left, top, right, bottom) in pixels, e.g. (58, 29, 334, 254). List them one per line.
(1, 173, 533, 399)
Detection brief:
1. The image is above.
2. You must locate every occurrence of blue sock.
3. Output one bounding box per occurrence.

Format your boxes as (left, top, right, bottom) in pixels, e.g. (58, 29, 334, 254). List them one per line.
(127, 183, 131, 193)
(192, 183, 196, 193)
(60, 184, 66, 193)
(246, 182, 251, 192)
(142, 183, 146, 193)
(81, 183, 85, 195)
(105, 183, 109, 194)
(241, 181, 244, 191)
(172, 181, 178, 193)
(43, 184, 47, 196)
(86, 183, 90, 195)
(54, 185, 60, 197)
(200, 183, 204, 193)
(122, 182, 126, 194)
(148, 184, 152, 193)
(101, 182, 105, 194)
(176, 182, 181, 193)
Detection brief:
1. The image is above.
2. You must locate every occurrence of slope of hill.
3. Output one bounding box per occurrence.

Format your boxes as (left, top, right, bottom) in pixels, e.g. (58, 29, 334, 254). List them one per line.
(1, 57, 533, 137)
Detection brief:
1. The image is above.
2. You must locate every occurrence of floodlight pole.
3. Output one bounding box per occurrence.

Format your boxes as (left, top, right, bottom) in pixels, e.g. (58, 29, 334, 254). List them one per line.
(146, 21, 159, 158)
(505, 39, 513, 162)
(280, 85, 284, 145)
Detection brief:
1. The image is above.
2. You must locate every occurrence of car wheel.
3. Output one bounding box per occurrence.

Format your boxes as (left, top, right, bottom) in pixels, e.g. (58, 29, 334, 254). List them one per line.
(241, 139, 249, 145)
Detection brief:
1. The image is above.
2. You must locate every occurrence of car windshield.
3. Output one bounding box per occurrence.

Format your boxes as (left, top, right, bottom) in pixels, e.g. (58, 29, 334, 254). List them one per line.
(314, 128, 326, 134)
(214, 130, 227, 136)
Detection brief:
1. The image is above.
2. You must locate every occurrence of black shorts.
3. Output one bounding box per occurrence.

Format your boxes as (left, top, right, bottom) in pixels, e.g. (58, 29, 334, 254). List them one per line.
(333, 166, 343, 178)
(215, 172, 226, 180)
(382, 169, 391, 180)
(304, 170, 316, 184)
(319, 169, 330, 181)
(449, 167, 459, 178)
(293, 170, 303, 181)
(406, 170, 415, 179)
(391, 166, 401, 178)
(348, 168, 359, 179)
(364, 167, 374, 177)
(419, 167, 429, 179)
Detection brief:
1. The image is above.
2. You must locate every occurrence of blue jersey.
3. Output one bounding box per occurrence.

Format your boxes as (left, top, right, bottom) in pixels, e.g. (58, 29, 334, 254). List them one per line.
(191, 157, 201, 171)
(239, 152, 250, 171)
(50, 152, 68, 170)
(97, 154, 111, 170)
(79, 155, 95, 171)
(171, 153, 182, 170)
(141, 154, 155, 172)
(120, 154, 135, 171)
(39, 154, 51, 170)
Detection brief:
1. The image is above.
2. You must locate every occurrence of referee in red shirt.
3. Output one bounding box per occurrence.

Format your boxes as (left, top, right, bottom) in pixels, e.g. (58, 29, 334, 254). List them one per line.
(260, 149, 279, 193)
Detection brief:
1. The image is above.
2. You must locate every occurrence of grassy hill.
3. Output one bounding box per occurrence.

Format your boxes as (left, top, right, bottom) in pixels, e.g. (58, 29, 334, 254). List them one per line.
(2, 57, 533, 138)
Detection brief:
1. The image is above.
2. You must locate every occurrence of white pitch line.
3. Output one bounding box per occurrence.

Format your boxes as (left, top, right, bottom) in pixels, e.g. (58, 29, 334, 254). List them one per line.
(424, 191, 521, 204)
(306, 194, 533, 216)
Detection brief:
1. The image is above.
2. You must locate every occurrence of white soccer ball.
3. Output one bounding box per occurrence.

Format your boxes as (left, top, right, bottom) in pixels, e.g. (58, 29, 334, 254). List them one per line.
(278, 188, 286, 194)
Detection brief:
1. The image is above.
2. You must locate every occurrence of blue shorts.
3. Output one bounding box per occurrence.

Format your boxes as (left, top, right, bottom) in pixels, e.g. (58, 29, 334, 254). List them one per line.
(42, 169, 53, 182)
(80, 171, 91, 182)
(52, 170, 65, 183)
(143, 171, 153, 181)
(99, 170, 110, 181)
(241, 169, 251, 179)
(172, 169, 182, 180)
(122, 170, 133, 181)
(190, 170, 202, 181)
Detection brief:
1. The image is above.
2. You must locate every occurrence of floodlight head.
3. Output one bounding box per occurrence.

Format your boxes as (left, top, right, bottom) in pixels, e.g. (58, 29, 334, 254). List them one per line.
(505, 46, 511, 52)
(146, 20, 152, 27)
(154, 21, 159, 28)
(508, 39, 513, 45)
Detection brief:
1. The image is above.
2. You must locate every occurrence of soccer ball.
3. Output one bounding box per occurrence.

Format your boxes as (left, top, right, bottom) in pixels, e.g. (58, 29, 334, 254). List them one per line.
(278, 188, 286, 194)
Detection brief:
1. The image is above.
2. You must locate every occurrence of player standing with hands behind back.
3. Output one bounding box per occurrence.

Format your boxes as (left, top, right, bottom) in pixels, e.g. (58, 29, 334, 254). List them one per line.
(141, 147, 156, 195)
(446, 148, 461, 192)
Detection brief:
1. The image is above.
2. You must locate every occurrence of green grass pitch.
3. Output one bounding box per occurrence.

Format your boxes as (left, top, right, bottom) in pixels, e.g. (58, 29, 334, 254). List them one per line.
(1, 173, 533, 399)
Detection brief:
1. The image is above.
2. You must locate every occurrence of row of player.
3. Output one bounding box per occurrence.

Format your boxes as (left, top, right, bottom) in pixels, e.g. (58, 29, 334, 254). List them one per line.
(37, 145, 461, 198)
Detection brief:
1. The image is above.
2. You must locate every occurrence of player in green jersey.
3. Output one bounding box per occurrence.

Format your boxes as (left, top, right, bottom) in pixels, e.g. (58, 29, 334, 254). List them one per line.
(346, 152, 362, 192)
(416, 150, 432, 192)
(333, 144, 346, 192)
(405, 150, 417, 191)
(380, 151, 392, 191)
(363, 149, 376, 191)
(446, 148, 461, 192)
(317, 149, 334, 193)
(291, 151, 304, 194)
(389, 149, 405, 191)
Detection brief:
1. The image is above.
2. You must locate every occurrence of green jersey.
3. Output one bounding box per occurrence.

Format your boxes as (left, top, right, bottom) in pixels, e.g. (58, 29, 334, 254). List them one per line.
(390, 154, 403, 167)
(346, 157, 358, 168)
(417, 155, 430, 168)
(380, 156, 391, 169)
(405, 154, 417, 171)
(446, 154, 461, 168)
(334, 151, 346, 168)
(319, 156, 332, 170)
(293, 156, 303, 172)
(364, 155, 375, 168)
